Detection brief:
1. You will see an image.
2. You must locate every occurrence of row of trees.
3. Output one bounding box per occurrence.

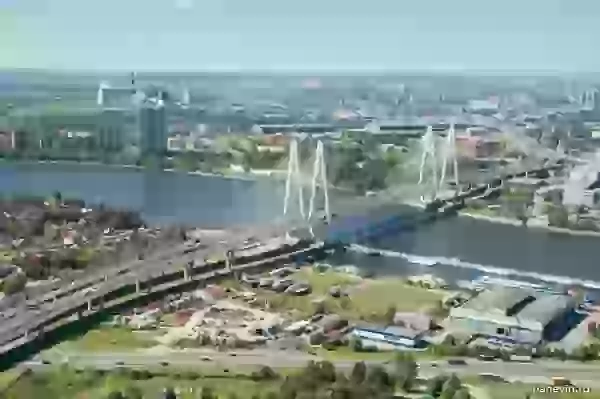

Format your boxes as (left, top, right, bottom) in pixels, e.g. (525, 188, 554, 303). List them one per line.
(98, 354, 471, 399)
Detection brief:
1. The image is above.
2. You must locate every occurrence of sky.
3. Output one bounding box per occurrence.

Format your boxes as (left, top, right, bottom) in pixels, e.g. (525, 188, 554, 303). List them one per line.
(2, 0, 600, 72)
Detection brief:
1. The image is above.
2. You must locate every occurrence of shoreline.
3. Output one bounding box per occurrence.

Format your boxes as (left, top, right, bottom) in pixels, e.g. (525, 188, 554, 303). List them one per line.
(1, 159, 269, 182)
(403, 199, 600, 238)
(458, 211, 600, 238)
(4, 159, 600, 239)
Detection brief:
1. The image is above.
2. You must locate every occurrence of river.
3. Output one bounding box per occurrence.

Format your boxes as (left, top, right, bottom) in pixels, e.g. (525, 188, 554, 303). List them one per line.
(1, 163, 599, 289)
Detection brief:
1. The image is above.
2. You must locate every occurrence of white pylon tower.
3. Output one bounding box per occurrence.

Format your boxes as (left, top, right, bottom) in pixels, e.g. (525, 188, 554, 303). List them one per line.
(283, 139, 331, 237)
(97, 81, 109, 107)
(418, 126, 439, 202)
(283, 139, 305, 221)
(308, 140, 331, 224)
(438, 122, 459, 193)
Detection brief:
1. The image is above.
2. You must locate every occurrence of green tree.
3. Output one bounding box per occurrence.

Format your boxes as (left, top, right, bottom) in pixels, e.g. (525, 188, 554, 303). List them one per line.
(393, 352, 418, 391)
(366, 365, 394, 393)
(452, 387, 471, 399)
(383, 305, 397, 324)
(547, 204, 569, 228)
(426, 375, 448, 397)
(350, 361, 367, 385)
(106, 391, 125, 399)
(163, 387, 177, 399)
(440, 374, 462, 399)
(201, 386, 217, 399)
(2, 273, 27, 295)
(317, 361, 336, 383)
(123, 384, 143, 399)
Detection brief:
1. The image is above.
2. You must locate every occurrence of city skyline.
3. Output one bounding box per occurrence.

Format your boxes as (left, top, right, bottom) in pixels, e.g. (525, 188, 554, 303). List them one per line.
(3, 0, 600, 72)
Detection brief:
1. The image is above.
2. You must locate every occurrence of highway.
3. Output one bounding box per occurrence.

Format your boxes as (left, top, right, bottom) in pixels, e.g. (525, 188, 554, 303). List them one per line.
(0, 234, 320, 356)
(0, 226, 299, 347)
(25, 350, 600, 387)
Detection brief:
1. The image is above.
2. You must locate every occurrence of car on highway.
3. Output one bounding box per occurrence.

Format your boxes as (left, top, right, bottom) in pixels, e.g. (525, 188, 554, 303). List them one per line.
(160, 361, 169, 367)
(201, 356, 212, 361)
(478, 373, 506, 383)
(447, 359, 467, 366)
(552, 377, 572, 387)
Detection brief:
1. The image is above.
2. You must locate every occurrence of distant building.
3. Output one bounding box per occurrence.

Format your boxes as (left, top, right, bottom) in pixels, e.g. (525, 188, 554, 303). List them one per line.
(467, 99, 500, 116)
(97, 109, 129, 152)
(0, 131, 14, 151)
(455, 135, 504, 159)
(139, 101, 168, 155)
(255, 123, 334, 135)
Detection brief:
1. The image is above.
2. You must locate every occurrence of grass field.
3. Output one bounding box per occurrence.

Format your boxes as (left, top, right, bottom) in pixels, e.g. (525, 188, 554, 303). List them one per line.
(241, 267, 446, 322)
(3, 368, 279, 399)
(44, 326, 156, 355)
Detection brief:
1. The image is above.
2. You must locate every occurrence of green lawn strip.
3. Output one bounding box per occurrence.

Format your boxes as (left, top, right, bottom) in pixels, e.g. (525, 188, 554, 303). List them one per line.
(45, 326, 156, 354)
(251, 267, 445, 321)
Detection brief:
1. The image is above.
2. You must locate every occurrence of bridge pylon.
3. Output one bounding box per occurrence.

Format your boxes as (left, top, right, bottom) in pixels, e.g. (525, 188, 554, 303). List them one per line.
(418, 126, 439, 202)
(283, 138, 306, 221)
(438, 122, 460, 194)
(307, 140, 331, 225)
(282, 139, 331, 239)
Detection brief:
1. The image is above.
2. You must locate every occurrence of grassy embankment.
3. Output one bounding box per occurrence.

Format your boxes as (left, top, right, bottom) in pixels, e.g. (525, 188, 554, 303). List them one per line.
(2, 367, 279, 399)
(5, 368, 600, 399)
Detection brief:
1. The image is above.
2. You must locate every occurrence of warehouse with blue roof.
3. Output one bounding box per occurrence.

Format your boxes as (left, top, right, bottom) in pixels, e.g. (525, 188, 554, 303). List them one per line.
(351, 325, 428, 350)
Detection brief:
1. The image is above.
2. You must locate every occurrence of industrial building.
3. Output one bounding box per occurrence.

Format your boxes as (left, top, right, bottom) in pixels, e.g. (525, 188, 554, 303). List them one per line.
(446, 286, 576, 345)
(351, 325, 427, 350)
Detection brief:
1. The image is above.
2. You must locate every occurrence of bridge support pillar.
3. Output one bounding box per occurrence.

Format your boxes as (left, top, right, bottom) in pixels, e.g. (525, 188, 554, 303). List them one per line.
(182, 268, 189, 281)
(104, 274, 108, 282)
(87, 300, 92, 312)
(225, 250, 234, 273)
(135, 279, 141, 293)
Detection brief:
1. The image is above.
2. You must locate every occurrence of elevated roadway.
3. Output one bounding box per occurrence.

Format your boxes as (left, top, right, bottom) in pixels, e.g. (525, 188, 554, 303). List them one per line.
(0, 236, 325, 368)
(310, 161, 565, 244)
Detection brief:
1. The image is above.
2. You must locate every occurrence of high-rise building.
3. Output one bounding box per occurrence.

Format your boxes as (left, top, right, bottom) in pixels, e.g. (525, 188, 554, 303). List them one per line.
(97, 109, 129, 152)
(139, 100, 167, 156)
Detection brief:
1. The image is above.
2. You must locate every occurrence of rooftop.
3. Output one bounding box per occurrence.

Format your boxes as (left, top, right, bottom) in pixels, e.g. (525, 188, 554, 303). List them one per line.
(354, 325, 422, 340)
(516, 294, 576, 327)
(461, 287, 538, 315)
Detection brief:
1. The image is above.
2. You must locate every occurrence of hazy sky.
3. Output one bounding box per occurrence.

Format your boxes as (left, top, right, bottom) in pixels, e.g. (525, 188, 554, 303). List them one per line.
(2, 0, 599, 71)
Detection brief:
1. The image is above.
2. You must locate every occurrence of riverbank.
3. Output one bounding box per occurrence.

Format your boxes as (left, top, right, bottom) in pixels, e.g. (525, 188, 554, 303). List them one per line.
(403, 198, 600, 239)
(3, 159, 263, 182)
(459, 210, 600, 238)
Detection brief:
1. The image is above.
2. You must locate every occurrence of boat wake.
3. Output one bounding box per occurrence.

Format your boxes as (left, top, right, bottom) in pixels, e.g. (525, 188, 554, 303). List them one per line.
(348, 244, 600, 289)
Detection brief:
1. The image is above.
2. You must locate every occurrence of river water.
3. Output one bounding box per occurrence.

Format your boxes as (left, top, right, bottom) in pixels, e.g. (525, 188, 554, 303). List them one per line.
(1, 163, 599, 289)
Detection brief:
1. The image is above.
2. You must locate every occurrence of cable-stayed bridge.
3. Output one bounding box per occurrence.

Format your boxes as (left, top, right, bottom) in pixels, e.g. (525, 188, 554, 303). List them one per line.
(274, 126, 567, 246)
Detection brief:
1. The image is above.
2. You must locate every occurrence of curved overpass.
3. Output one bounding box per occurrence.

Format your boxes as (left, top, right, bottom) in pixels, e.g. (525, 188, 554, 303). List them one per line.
(0, 238, 325, 371)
